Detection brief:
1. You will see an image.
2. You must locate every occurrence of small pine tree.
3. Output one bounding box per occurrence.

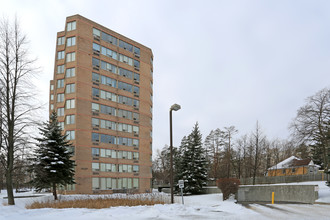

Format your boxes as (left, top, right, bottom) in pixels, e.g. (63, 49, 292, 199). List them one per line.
(31, 112, 75, 200)
(174, 136, 189, 189)
(179, 123, 208, 194)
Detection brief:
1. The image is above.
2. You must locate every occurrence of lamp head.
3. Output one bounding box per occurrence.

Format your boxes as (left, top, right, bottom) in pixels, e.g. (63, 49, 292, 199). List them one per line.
(170, 104, 181, 111)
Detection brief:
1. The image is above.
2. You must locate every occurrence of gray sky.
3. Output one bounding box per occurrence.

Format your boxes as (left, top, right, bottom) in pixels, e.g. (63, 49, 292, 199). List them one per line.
(2, 0, 330, 155)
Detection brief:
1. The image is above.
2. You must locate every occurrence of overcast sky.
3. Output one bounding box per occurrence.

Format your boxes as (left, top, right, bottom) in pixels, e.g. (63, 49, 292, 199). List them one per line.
(2, 0, 330, 155)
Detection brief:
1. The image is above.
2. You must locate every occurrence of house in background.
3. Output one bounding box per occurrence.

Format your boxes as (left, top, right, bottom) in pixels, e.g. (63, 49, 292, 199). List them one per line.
(267, 156, 320, 176)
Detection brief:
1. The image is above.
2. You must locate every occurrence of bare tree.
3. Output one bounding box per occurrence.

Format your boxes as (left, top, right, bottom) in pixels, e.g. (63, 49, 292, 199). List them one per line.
(0, 17, 38, 205)
(290, 88, 330, 172)
(204, 129, 224, 179)
(251, 121, 266, 185)
(152, 145, 171, 185)
(236, 135, 250, 179)
(223, 126, 238, 178)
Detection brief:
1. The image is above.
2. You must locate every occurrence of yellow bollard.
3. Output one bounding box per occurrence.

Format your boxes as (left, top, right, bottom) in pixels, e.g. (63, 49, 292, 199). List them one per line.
(272, 192, 275, 204)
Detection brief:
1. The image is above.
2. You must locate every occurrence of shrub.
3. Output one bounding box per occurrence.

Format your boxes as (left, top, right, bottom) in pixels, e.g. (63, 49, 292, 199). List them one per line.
(26, 193, 170, 209)
(216, 178, 240, 201)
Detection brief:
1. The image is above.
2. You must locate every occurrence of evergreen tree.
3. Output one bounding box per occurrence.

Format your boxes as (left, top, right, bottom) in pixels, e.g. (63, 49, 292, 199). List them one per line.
(174, 136, 189, 187)
(31, 112, 75, 200)
(179, 123, 208, 194)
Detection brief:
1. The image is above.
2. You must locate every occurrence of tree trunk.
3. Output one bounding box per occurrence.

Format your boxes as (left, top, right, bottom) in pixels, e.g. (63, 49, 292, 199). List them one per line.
(53, 183, 58, 200)
(6, 168, 14, 205)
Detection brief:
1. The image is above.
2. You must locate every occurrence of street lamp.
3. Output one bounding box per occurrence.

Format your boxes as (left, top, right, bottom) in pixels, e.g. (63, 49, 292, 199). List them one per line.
(169, 103, 181, 204)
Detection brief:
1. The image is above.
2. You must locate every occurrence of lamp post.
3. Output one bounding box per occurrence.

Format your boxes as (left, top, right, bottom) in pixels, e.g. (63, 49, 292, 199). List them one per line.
(169, 103, 181, 204)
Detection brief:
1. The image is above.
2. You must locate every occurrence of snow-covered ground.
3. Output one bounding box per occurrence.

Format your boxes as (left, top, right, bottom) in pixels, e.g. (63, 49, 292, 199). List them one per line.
(1, 181, 330, 220)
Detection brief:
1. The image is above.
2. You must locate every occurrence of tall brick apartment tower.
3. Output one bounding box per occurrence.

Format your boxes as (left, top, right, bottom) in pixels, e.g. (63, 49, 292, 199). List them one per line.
(49, 15, 153, 194)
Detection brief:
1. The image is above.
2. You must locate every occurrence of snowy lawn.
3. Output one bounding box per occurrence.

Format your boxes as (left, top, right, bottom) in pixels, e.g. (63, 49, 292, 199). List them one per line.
(1, 181, 330, 220)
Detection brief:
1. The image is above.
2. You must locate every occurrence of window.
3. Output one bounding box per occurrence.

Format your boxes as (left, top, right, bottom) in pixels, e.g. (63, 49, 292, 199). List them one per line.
(118, 123, 132, 133)
(57, 65, 65, 74)
(134, 47, 140, 56)
(100, 149, 107, 158)
(133, 86, 139, 95)
(57, 93, 64, 102)
(66, 99, 75, 109)
(101, 46, 117, 60)
(57, 107, 64, 116)
(119, 68, 133, 79)
(50, 94, 54, 100)
(133, 152, 139, 160)
(119, 40, 133, 52)
(134, 60, 140, 69)
(66, 68, 75, 78)
(92, 103, 99, 112)
(100, 104, 116, 116)
(92, 72, 100, 82)
(100, 119, 116, 130)
(106, 178, 113, 189)
(50, 85, 54, 90)
(66, 130, 75, 140)
(100, 90, 117, 102)
(133, 99, 139, 108)
(92, 88, 99, 97)
(292, 168, 296, 173)
(100, 134, 116, 144)
(92, 118, 99, 127)
(92, 148, 100, 157)
(66, 52, 75, 62)
(282, 169, 286, 174)
(66, 115, 75, 124)
(92, 57, 100, 67)
(133, 139, 139, 147)
(58, 122, 64, 130)
(100, 60, 117, 73)
(67, 21, 76, 31)
(66, 83, 75, 93)
(101, 75, 117, 88)
(67, 37, 76, 47)
(92, 133, 100, 142)
(50, 104, 54, 110)
(133, 165, 139, 173)
(118, 82, 132, 93)
(133, 178, 139, 188)
(57, 36, 65, 45)
(92, 163, 100, 171)
(133, 126, 139, 134)
(133, 113, 139, 121)
(119, 54, 133, 66)
(93, 28, 101, 37)
(93, 43, 100, 52)
(134, 73, 140, 82)
(57, 79, 64, 88)
(57, 51, 65, 60)
(92, 178, 99, 190)
(101, 31, 117, 45)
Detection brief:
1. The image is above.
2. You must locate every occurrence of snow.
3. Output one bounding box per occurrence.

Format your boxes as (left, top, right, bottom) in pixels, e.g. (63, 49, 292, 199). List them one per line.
(1, 181, 330, 220)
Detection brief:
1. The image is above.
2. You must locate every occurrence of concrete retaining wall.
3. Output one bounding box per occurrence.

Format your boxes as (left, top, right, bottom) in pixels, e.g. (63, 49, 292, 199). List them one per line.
(240, 173, 327, 185)
(237, 185, 318, 204)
